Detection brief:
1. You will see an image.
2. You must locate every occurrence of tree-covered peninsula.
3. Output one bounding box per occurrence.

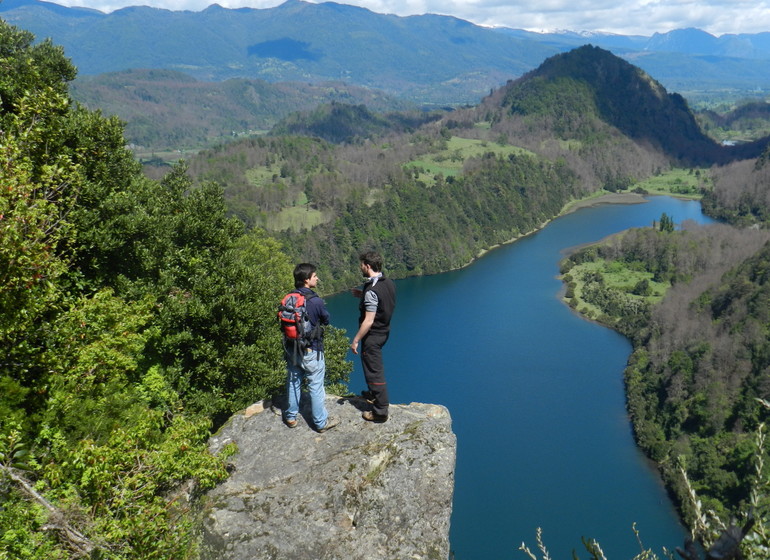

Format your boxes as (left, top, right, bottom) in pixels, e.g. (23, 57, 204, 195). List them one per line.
(560, 175, 770, 557)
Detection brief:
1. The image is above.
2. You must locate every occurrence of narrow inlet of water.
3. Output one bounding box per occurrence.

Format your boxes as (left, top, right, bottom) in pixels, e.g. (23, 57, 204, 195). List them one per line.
(326, 196, 713, 559)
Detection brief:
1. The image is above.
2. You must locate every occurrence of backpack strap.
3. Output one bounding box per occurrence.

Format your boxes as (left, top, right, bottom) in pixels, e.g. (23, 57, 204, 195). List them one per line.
(298, 290, 325, 360)
(302, 292, 324, 359)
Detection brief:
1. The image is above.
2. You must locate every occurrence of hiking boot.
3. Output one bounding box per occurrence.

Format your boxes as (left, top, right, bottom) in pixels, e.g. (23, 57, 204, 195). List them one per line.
(317, 416, 340, 433)
(284, 416, 298, 428)
(362, 410, 388, 423)
(360, 390, 375, 403)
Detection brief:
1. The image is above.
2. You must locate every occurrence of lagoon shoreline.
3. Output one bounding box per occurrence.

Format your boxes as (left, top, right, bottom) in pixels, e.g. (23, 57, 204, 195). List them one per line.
(326, 192, 652, 297)
(472, 192, 648, 262)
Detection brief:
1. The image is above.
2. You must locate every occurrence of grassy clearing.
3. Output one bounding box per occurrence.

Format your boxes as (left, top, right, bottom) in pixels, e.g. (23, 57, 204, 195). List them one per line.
(405, 136, 535, 186)
(245, 166, 282, 186)
(564, 258, 668, 319)
(631, 168, 708, 198)
(586, 260, 667, 299)
(265, 205, 330, 231)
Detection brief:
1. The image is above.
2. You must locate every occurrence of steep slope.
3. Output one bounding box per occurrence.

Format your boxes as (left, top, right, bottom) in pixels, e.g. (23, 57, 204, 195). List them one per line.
(645, 27, 770, 58)
(493, 45, 767, 164)
(645, 27, 721, 54)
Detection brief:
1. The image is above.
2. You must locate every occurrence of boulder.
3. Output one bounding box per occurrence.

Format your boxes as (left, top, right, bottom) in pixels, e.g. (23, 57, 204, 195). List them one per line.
(201, 395, 456, 560)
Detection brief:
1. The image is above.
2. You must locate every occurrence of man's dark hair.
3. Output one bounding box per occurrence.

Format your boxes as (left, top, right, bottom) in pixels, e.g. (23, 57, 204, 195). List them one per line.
(293, 263, 317, 288)
(359, 251, 383, 273)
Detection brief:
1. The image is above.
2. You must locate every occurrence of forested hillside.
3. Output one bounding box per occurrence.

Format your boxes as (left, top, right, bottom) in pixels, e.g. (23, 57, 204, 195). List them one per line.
(497, 45, 769, 164)
(0, 19, 351, 558)
(703, 149, 770, 224)
(186, 46, 763, 292)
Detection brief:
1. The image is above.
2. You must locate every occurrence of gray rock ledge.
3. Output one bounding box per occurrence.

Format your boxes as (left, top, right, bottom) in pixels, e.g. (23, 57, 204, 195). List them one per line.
(201, 395, 457, 560)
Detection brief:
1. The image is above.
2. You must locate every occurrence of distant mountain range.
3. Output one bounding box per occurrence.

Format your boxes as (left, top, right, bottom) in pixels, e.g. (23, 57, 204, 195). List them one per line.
(500, 27, 770, 59)
(3, 0, 770, 106)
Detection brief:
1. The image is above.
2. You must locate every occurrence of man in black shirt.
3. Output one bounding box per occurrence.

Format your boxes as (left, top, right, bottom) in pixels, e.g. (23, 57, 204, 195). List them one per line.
(350, 251, 396, 422)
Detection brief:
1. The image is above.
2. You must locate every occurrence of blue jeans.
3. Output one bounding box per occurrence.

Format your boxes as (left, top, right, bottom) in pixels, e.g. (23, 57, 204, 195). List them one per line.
(285, 349, 329, 429)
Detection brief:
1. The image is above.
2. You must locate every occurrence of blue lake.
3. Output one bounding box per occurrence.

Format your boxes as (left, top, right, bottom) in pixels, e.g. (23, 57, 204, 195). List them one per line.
(326, 196, 715, 559)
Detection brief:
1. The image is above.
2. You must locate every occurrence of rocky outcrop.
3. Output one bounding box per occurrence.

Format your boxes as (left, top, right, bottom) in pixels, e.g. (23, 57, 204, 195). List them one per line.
(201, 395, 456, 560)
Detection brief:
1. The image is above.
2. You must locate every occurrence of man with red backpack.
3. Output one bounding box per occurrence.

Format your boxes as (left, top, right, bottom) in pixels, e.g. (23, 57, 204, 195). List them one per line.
(280, 263, 339, 433)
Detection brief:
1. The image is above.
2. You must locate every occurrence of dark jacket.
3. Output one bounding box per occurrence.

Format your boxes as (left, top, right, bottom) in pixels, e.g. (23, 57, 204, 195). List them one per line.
(359, 276, 396, 335)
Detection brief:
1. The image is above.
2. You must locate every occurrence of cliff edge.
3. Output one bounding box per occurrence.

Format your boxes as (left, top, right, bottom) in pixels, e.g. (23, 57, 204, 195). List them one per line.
(201, 395, 457, 560)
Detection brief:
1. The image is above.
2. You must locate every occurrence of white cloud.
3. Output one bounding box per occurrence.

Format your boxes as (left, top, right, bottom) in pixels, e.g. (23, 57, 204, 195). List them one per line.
(53, 0, 770, 36)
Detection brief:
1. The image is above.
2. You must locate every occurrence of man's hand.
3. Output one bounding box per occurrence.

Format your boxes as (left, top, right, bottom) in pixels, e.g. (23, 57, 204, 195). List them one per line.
(351, 311, 374, 356)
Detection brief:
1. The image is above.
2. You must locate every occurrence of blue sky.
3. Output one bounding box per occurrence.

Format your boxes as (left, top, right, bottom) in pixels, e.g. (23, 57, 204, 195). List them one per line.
(52, 0, 770, 36)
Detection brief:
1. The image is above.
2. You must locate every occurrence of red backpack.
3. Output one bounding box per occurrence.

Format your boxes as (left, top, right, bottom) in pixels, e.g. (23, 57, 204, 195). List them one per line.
(277, 291, 319, 349)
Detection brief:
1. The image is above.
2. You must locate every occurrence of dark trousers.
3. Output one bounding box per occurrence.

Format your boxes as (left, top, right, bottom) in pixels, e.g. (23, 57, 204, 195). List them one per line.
(361, 331, 389, 416)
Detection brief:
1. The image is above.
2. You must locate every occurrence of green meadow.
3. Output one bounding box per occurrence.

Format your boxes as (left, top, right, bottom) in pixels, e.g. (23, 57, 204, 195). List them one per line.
(406, 136, 535, 186)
